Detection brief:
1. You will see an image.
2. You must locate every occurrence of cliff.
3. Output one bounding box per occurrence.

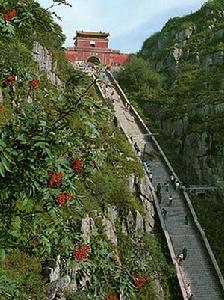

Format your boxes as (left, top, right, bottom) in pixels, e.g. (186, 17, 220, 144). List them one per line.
(138, 0, 224, 189)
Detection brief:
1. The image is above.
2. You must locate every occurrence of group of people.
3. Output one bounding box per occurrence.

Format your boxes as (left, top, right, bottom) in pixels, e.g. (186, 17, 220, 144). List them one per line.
(155, 172, 183, 211)
(157, 179, 189, 224)
(142, 164, 191, 228)
(170, 174, 181, 190)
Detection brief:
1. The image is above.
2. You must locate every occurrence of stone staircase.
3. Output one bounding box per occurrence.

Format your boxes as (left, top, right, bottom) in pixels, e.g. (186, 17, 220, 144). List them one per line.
(103, 74, 224, 300)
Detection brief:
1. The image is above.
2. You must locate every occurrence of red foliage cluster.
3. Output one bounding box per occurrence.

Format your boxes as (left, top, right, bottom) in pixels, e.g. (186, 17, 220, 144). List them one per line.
(48, 172, 63, 187)
(57, 192, 73, 205)
(104, 295, 119, 300)
(30, 78, 40, 89)
(74, 244, 88, 261)
(0, 107, 4, 113)
(3, 8, 17, 21)
(135, 276, 148, 289)
(72, 158, 83, 173)
(4, 75, 16, 86)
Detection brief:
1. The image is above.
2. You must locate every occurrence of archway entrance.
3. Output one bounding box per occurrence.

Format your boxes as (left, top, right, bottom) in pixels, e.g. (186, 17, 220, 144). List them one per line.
(87, 56, 100, 65)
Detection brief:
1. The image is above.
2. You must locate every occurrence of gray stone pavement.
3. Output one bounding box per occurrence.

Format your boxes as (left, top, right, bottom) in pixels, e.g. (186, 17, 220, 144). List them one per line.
(102, 78, 223, 300)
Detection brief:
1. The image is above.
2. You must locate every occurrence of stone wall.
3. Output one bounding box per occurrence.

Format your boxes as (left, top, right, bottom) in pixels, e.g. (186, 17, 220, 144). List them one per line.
(32, 42, 62, 86)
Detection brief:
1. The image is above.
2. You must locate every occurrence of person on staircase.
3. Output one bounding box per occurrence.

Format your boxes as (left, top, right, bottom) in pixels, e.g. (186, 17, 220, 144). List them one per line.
(182, 247, 188, 260)
(156, 183, 161, 194)
(177, 253, 184, 264)
(165, 181, 169, 192)
(175, 180, 180, 190)
(168, 195, 173, 206)
(156, 183, 162, 204)
(187, 283, 193, 299)
(170, 174, 175, 185)
(158, 193, 162, 204)
(161, 208, 167, 220)
(149, 171, 153, 183)
(134, 142, 140, 156)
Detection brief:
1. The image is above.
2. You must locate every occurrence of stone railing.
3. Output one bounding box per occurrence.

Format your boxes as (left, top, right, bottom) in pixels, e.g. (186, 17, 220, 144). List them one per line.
(106, 70, 224, 295)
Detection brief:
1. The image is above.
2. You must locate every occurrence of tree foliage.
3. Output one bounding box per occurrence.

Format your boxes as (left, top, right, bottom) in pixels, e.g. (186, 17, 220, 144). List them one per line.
(117, 56, 163, 102)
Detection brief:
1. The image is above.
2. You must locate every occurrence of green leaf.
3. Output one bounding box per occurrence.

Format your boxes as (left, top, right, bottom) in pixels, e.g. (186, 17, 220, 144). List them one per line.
(2, 151, 13, 163)
(33, 142, 49, 148)
(16, 198, 35, 212)
(0, 249, 5, 261)
(1, 156, 11, 172)
(16, 134, 27, 144)
(0, 140, 6, 147)
(10, 216, 21, 237)
(0, 163, 5, 177)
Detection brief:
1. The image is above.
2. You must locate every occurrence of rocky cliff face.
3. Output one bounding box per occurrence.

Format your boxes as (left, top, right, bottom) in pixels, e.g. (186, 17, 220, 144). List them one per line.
(32, 42, 62, 86)
(140, 1, 224, 75)
(157, 110, 224, 188)
(139, 0, 224, 189)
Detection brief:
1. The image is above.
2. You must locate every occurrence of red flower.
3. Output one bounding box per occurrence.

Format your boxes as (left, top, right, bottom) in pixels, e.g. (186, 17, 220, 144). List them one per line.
(3, 8, 17, 21)
(104, 295, 119, 300)
(30, 78, 40, 89)
(74, 244, 88, 261)
(0, 107, 4, 113)
(57, 192, 73, 205)
(48, 172, 63, 187)
(135, 276, 148, 289)
(4, 75, 15, 86)
(72, 158, 83, 173)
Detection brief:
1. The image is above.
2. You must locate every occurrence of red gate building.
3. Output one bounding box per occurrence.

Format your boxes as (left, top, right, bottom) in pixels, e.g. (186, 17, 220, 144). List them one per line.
(66, 31, 130, 66)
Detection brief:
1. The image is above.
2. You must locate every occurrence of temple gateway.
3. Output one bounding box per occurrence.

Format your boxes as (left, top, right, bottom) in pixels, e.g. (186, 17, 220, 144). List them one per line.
(66, 31, 130, 66)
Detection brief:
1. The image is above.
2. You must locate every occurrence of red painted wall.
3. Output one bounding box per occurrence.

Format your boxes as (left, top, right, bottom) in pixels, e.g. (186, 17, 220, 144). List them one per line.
(66, 49, 130, 66)
(66, 33, 130, 66)
(76, 37, 109, 49)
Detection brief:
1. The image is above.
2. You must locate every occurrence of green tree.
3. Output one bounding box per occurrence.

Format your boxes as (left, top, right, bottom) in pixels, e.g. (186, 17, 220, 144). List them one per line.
(117, 56, 163, 102)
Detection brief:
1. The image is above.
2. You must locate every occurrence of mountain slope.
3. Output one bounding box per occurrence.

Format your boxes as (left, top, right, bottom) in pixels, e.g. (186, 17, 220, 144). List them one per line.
(138, 0, 224, 187)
